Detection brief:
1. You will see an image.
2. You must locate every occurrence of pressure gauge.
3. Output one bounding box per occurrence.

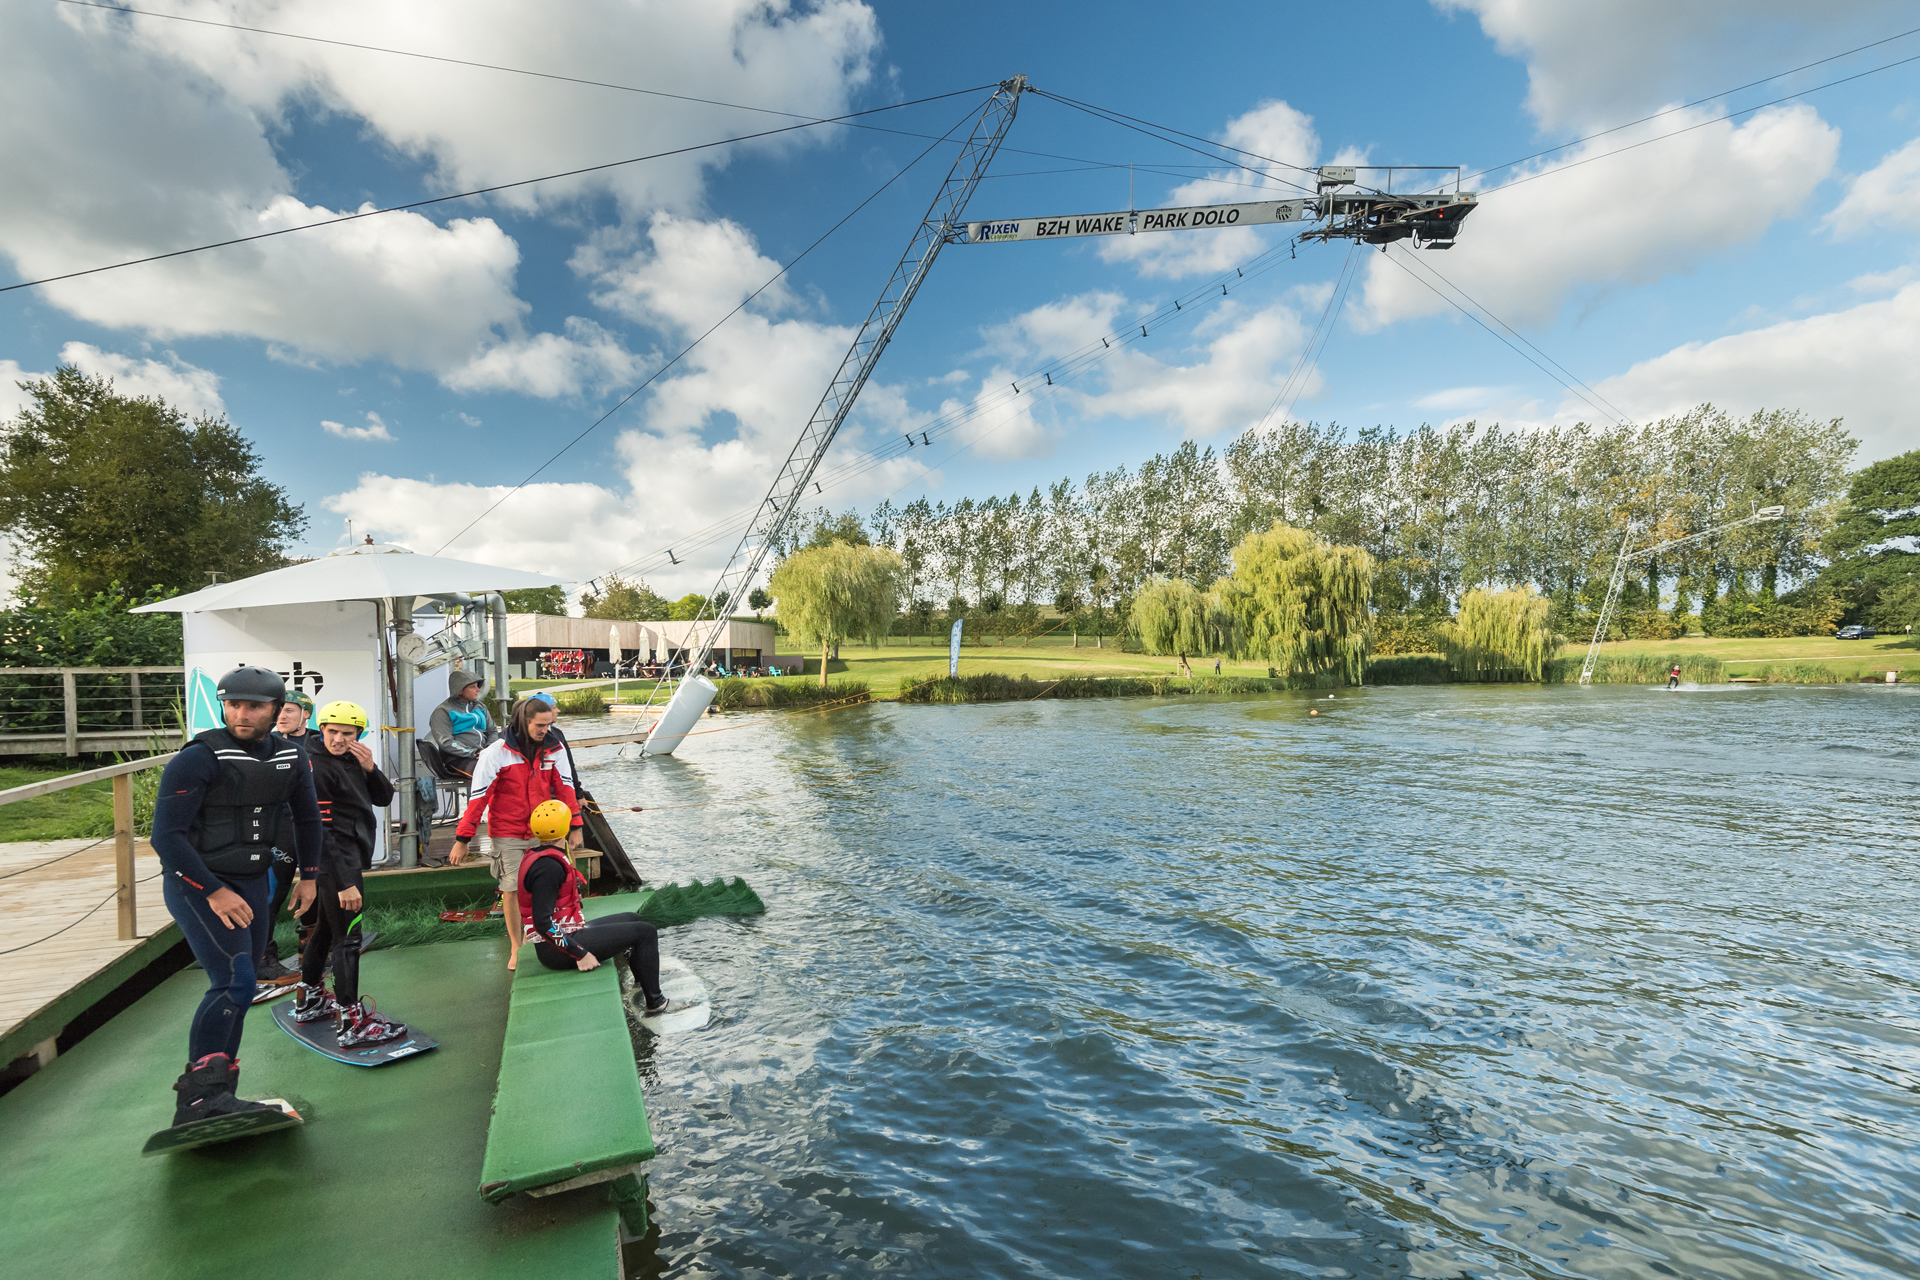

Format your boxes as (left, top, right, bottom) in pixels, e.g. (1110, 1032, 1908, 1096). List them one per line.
(397, 634, 428, 663)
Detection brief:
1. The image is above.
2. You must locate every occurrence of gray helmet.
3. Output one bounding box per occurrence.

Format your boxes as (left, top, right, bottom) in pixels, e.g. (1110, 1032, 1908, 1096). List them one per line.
(216, 664, 286, 706)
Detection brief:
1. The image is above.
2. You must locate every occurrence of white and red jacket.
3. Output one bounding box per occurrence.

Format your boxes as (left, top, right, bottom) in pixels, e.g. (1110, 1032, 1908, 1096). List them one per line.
(454, 728, 581, 843)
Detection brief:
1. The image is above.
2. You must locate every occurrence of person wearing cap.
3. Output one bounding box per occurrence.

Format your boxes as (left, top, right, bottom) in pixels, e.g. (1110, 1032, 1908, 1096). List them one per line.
(291, 700, 407, 1046)
(149, 665, 322, 1128)
(428, 668, 498, 781)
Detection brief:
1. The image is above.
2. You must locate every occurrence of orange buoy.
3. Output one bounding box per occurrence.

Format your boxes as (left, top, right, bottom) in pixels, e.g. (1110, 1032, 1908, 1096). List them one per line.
(1308, 709, 1319, 717)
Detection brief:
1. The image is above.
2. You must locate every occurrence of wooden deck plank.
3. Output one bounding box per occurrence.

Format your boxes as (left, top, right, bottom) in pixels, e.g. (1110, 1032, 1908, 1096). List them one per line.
(0, 836, 171, 1044)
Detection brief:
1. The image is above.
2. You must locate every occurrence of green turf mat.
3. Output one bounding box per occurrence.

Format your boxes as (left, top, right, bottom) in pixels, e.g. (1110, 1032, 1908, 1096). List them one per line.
(0, 939, 619, 1280)
(479, 892, 658, 1203)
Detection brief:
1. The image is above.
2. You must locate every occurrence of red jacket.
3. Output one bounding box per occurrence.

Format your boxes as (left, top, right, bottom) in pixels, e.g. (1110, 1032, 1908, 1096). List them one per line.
(455, 729, 580, 842)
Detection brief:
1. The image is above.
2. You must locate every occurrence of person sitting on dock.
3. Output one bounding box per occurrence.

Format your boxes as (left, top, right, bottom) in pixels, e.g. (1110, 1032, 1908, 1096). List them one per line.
(448, 697, 583, 967)
(517, 800, 689, 1016)
(292, 700, 408, 1046)
(150, 665, 320, 1126)
(429, 668, 498, 781)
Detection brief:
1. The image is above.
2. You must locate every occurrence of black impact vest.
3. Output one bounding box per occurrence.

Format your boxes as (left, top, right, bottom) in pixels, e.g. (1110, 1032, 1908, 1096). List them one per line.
(189, 727, 304, 877)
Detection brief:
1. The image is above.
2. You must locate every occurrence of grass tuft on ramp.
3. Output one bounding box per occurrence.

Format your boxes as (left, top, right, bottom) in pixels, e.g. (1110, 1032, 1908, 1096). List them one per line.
(273, 877, 765, 955)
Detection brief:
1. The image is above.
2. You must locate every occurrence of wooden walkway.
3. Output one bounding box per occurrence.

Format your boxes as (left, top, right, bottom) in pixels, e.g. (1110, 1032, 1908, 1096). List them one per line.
(0, 836, 170, 1048)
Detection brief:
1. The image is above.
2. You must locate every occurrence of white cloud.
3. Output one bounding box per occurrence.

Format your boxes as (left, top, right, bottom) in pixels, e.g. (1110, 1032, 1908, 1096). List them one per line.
(444, 318, 643, 398)
(1414, 384, 1519, 413)
(1357, 104, 1838, 330)
(2, 347, 227, 418)
(1564, 281, 1920, 462)
(322, 412, 396, 442)
(1099, 100, 1329, 280)
(57, 343, 227, 417)
(0, 360, 52, 422)
(1, 3, 879, 388)
(1825, 137, 1920, 238)
(1433, 1, 1917, 131)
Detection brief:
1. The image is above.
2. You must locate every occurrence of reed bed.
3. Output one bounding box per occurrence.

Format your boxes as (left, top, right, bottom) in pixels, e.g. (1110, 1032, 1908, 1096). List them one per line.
(895, 673, 1319, 703)
(1543, 654, 1727, 684)
(269, 878, 767, 956)
(711, 678, 869, 711)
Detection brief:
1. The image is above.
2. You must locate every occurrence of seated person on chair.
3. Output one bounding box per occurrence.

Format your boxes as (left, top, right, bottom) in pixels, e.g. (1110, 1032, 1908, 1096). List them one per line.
(428, 668, 498, 780)
(291, 701, 408, 1046)
(516, 800, 690, 1017)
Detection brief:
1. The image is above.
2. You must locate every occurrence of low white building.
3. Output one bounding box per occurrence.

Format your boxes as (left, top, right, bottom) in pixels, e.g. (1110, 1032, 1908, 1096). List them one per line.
(503, 615, 798, 675)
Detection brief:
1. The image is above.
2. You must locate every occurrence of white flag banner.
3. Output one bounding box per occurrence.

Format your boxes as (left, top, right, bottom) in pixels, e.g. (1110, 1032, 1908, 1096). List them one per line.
(964, 199, 1310, 245)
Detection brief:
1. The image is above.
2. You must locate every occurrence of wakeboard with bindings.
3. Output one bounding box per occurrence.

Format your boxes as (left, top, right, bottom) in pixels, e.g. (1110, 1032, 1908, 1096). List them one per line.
(272, 1001, 438, 1066)
(626, 956, 711, 1034)
(142, 1099, 302, 1155)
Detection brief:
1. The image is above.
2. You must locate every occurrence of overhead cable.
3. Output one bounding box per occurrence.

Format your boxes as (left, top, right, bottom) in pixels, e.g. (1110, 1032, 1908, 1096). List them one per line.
(1463, 21, 1920, 187)
(1376, 247, 1627, 427)
(0, 84, 993, 295)
(1482, 49, 1920, 194)
(428, 99, 983, 555)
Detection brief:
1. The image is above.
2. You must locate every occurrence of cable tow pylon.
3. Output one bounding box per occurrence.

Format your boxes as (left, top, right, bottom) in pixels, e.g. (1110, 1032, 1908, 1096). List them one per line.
(643, 75, 1030, 754)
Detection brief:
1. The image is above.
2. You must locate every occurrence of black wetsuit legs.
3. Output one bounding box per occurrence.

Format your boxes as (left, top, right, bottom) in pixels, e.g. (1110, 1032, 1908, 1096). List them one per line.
(163, 872, 271, 1061)
(298, 875, 363, 1006)
(533, 911, 661, 1002)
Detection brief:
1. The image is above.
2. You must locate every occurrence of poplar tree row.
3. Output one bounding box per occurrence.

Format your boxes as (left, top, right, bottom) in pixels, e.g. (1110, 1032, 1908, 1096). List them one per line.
(816, 406, 1854, 623)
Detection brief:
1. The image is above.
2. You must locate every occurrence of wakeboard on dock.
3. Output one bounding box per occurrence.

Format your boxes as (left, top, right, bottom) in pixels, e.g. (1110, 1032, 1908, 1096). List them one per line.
(271, 1002, 438, 1066)
(626, 956, 711, 1034)
(142, 1099, 302, 1156)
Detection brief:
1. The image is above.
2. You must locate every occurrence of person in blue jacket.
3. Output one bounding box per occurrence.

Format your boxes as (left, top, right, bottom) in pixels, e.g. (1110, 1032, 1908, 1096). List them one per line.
(428, 668, 498, 780)
(150, 665, 321, 1126)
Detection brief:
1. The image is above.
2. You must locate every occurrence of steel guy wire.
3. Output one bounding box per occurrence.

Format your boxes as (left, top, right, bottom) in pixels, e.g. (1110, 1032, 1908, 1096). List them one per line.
(0, 84, 996, 295)
(429, 97, 985, 555)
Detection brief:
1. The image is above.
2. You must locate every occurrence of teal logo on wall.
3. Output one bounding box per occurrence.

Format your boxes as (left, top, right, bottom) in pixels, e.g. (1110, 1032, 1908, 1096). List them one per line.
(186, 668, 222, 735)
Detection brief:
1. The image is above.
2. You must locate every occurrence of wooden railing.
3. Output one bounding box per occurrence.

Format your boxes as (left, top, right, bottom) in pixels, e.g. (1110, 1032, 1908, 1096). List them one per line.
(0, 666, 185, 756)
(0, 753, 176, 941)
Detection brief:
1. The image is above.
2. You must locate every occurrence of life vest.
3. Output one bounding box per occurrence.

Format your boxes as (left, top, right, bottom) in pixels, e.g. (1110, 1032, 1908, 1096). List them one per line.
(516, 844, 586, 945)
(188, 728, 305, 877)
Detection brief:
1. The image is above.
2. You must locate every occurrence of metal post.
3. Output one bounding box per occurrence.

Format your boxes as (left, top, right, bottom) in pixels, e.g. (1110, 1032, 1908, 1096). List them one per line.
(112, 772, 136, 940)
(393, 598, 420, 868)
(62, 670, 78, 756)
(130, 670, 142, 729)
(486, 593, 510, 726)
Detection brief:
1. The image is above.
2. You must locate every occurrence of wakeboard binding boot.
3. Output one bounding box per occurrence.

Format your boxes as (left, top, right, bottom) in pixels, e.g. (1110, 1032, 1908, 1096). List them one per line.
(291, 982, 339, 1024)
(170, 1053, 275, 1127)
(335, 997, 407, 1047)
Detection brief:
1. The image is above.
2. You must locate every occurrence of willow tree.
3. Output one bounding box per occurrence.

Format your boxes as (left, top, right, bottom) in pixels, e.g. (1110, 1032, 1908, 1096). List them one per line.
(1443, 586, 1558, 681)
(767, 543, 903, 687)
(1215, 523, 1373, 683)
(1132, 577, 1207, 669)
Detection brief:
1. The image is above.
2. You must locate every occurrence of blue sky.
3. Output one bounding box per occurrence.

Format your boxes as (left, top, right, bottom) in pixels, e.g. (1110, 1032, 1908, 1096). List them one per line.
(3, 1, 1918, 598)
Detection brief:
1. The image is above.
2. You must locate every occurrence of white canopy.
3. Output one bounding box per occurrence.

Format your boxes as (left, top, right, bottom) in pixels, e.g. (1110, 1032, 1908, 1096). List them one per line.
(133, 543, 566, 613)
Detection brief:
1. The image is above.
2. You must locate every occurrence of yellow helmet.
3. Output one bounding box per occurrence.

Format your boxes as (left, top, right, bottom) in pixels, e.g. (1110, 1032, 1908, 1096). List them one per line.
(316, 700, 369, 730)
(528, 799, 572, 842)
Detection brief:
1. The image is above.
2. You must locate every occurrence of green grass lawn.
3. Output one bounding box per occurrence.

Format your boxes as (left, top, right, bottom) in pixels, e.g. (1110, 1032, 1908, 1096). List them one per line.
(1572, 633, 1919, 680)
(0, 765, 115, 842)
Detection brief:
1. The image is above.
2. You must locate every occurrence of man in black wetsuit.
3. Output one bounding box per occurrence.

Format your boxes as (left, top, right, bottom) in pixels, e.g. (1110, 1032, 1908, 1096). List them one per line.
(516, 800, 688, 1017)
(151, 665, 321, 1126)
(291, 700, 407, 1046)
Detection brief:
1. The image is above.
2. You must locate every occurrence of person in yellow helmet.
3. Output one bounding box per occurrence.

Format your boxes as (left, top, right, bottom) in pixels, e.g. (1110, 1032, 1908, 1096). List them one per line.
(514, 799, 691, 1017)
(292, 700, 407, 1046)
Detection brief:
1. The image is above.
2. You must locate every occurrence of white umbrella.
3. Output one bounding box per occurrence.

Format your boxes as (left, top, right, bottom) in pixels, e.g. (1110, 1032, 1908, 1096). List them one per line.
(609, 624, 622, 701)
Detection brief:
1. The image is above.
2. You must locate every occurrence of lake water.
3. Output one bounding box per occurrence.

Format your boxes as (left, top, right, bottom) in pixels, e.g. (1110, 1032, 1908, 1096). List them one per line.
(566, 682, 1919, 1279)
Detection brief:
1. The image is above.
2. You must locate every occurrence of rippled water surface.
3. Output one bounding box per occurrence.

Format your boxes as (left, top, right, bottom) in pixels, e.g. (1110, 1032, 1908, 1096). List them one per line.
(567, 683, 1919, 1279)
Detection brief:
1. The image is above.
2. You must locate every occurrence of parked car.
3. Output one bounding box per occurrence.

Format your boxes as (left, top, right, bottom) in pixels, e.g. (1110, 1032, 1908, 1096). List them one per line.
(1835, 625, 1877, 639)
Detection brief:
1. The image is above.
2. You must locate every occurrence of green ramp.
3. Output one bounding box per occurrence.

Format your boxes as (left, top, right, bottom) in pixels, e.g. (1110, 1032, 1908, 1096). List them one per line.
(477, 880, 764, 1207)
(0, 938, 619, 1280)
(480, 890, 657, 1205)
